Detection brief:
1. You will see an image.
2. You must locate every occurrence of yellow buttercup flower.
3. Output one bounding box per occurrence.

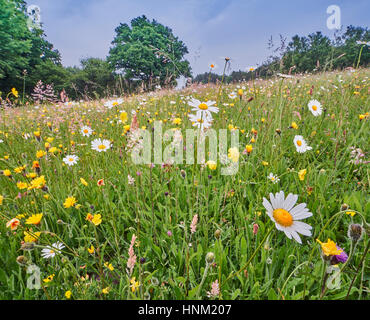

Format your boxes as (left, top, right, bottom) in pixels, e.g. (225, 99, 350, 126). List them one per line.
(65, 290, 72, 299)
(130, 277, 140, 292)
(173, 118, 181, 125)
(120, 111, 128, 123)
(91, 214, 102, 226)
(11, 88, 19, 98)
(43, 274, 55, 283)
(104, 262, 114, 271)
(345, 211, 356, 217)
(206, 160, 217, 170)
(80, 177, 88, 186)
(87, 245, 95, 254)
(246, 145, 253, 154)
(298, 169, 307, 181)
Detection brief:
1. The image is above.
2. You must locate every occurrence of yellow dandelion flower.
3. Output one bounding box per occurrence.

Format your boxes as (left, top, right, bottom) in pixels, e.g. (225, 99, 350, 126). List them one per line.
(24, 231, 41, 243)
(26, 213, 43, 225)
(316, 238, 343, 256)
(63, 196, 77, 208)
(36, 150, 46, 158)
(3, 169, 12, 177)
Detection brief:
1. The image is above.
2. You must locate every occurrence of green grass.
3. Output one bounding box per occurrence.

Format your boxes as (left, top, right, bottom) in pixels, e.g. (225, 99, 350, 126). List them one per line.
(0, 69, 368, 300)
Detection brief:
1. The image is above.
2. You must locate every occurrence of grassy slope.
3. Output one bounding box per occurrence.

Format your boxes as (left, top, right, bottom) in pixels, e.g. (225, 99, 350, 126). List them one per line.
(0, 68, 368, 300)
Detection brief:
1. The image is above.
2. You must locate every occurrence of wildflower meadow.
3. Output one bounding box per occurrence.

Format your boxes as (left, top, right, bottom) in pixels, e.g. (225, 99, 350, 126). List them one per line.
(0, 67, 368, 300)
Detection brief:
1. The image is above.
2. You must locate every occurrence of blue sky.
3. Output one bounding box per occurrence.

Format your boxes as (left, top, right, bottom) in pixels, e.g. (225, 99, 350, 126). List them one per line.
(26, 0, 369, 75)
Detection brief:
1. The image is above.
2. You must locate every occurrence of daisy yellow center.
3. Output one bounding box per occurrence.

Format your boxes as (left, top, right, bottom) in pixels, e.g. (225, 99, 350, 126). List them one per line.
(296, 140, 302, 146)
(84, 129, 89, 133)
(312, 105, 317, 111)
(273, 208, 293, 227)
(197, 119, 204, 123)
(98, 144, 106, 150)
(113, 102, 119, 106)
(68, 158, 74, 162)
(49, 250, 55, 254)
(198, 103, 208, 110)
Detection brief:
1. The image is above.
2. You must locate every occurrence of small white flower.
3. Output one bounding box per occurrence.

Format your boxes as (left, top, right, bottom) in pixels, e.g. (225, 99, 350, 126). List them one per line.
(81, 126, 93, 137)
(41, 241, 65, 259)
(228, 92, 237, 99)
(91, 139, 111, 152)
(268, 173, 280, 184)
(263, 191, 313, 244)
(308, 100, 322, 116)
(293, 135, 312, 153)
(188, 98, 219, 121)
(63, 155, 79, 166)
(104, 98, 123, 109)
(188, 113, 213, 130)
(128, 175, 135, 185)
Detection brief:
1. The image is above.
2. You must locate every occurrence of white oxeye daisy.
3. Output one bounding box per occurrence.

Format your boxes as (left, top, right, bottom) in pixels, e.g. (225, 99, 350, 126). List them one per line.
(268, 173, 280, 184)
(41, 241, 65, 259)
(263, 191, 313, 244)
(91, 138, 111, 152)
(63, 155, 79, 166)
(228, 92, 237, 99)
(188, 98, 219, 120)
(104, 98, 123, 109)
(81, 126, 93, 137)
(293, 135, 312, 153)
(188, 113, 213, 130)
(308, 100, 322, 116)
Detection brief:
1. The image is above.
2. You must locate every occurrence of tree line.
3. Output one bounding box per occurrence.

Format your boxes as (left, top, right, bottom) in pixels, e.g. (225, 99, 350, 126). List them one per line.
(194, 26, 369, 84)
(1, 0, 368, 104)
(0, 0, 191, 103)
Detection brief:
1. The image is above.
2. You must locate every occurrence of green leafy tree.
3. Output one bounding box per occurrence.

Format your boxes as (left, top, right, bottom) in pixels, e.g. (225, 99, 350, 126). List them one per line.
(108, 15, 191, 90)
(0, 0, 31, 83)
(0, 0, 61, 97)
(69, 58, 115, 99)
